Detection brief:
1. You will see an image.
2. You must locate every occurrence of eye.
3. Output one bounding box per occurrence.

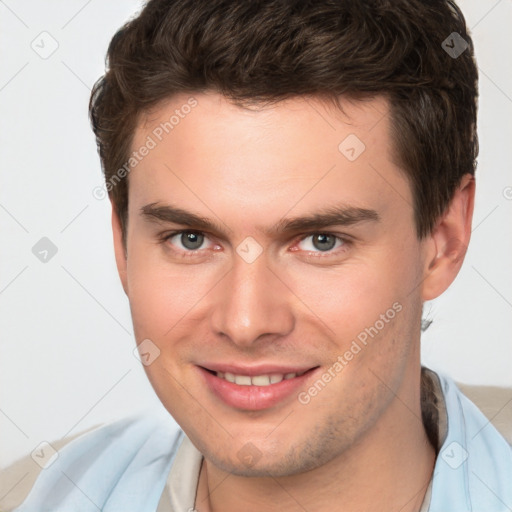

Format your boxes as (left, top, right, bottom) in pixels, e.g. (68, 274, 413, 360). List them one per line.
(163, 230, 215, 253)
(295, 233, 346, 255)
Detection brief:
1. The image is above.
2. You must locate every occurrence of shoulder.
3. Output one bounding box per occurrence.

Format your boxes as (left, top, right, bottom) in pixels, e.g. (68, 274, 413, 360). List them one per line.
(11, 408, 183, 512)
(430, 371, 512, 509)
(435, 371, 512, 447)
(435, 371, 512, 446)
(455, 380, 512, 445)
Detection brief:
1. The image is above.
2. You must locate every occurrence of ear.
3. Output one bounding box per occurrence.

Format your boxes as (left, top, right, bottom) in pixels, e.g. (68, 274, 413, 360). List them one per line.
(421, 174, 475, 301)
(111, 204, 129, 295)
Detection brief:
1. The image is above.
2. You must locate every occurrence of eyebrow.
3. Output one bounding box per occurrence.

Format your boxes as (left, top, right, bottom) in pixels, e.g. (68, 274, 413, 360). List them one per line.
(140, 202, 380, 237)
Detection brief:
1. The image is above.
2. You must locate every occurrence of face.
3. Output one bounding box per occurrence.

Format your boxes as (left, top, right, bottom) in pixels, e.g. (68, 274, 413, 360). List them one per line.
(114, 92, 436, 476)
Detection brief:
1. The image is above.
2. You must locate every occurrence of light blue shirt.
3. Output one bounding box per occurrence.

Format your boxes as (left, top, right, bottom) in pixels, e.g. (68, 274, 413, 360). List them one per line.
(14, 370, 512, 511)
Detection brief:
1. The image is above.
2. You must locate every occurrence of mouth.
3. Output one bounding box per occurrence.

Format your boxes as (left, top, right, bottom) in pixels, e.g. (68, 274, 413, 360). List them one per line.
(197, 364, 320, 411)
(208, 369, 309, 386)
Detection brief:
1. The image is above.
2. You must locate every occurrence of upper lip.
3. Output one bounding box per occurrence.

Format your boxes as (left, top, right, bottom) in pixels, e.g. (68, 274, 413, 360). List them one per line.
(199, 363, 318, 376)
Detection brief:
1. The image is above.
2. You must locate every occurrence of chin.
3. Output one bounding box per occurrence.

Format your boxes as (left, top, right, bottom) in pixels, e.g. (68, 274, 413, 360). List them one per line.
(198, 434, 339, 478)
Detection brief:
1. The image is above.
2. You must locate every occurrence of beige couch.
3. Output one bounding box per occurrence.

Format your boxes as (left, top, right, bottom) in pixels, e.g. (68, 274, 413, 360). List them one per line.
(1, 384, 511, 512)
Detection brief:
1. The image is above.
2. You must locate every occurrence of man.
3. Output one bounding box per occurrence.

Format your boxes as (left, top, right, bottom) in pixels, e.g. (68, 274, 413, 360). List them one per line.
(14, 0, 512, 511)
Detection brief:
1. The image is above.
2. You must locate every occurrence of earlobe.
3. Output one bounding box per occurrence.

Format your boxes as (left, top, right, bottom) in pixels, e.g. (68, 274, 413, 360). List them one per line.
(421, 174, 475, 301)
(111, 204, 129, 295)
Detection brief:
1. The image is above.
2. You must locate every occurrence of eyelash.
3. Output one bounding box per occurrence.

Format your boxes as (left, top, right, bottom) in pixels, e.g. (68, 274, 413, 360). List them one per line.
(159, 230, 351, 259)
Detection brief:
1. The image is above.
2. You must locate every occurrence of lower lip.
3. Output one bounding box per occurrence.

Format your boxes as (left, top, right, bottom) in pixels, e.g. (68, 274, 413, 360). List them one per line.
(198, 367, 318, 411)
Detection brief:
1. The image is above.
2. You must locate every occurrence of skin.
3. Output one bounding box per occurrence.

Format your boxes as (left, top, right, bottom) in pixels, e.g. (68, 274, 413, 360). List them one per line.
(112, 91, 475, 512)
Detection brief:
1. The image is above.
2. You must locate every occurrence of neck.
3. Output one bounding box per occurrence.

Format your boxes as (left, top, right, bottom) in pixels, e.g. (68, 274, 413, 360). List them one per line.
(196, 368, 436, 512)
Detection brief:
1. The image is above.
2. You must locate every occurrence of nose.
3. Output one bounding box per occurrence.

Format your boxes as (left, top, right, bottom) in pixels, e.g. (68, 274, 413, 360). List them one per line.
(210, 253, 295, 348)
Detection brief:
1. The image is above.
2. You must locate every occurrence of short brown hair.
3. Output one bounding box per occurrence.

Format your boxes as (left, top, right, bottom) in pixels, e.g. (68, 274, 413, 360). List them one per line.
(89, 0, 478, 242)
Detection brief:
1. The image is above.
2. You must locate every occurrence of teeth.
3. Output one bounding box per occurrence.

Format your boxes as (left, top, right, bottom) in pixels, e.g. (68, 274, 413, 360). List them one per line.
(250, 375, 271, 386)
(215, 371, 302, 386)
(270, 374, 284, 384)
(235, 375, 252, 386)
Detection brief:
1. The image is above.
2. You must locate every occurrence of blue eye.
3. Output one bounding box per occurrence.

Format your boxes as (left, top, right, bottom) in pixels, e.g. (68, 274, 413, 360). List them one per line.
(164, 230, 213, 252)
(160, 230, 349, 259)
(297, 233, 345, 253)
(177, 232, 204, 250)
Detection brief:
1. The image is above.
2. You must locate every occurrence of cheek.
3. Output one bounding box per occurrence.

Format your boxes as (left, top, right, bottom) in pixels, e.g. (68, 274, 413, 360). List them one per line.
(282, 250, 419, 346)
(125, 242, 213, 340)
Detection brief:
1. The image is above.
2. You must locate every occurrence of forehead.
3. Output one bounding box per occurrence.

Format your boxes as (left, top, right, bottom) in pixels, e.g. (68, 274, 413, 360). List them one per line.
(135, 92, 392, 154)
(128, 92, 411, 231)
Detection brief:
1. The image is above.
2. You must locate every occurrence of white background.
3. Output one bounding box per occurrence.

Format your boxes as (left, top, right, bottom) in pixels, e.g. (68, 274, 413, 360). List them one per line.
(1, 0, 511, 477)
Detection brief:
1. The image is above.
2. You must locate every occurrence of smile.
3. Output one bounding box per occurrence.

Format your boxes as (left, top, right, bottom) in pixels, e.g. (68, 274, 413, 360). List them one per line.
(198, 365, 319, 410)
(214, 370, 308, 386)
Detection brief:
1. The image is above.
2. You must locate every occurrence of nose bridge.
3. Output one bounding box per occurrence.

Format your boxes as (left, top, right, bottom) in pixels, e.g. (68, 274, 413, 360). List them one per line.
(210, 253, 294, 346)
